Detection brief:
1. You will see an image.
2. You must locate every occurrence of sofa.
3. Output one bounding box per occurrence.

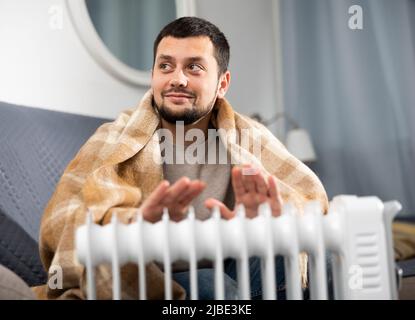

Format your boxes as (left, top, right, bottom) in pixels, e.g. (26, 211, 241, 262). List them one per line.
(0, 100, 108, 287)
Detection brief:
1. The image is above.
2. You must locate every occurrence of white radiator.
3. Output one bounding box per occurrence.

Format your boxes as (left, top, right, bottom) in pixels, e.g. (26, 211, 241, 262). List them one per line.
(75, 195, 401, 300)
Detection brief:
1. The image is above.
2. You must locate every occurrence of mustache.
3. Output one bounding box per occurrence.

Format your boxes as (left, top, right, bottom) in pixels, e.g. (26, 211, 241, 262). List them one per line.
(161, 89, 196, 98)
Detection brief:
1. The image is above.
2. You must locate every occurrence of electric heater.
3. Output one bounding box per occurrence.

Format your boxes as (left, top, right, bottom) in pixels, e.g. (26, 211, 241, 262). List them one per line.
(75, 195, 401, 300)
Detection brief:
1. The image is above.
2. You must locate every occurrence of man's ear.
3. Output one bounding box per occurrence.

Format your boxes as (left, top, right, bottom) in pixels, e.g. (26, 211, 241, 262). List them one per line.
(217, 71, 231, 99)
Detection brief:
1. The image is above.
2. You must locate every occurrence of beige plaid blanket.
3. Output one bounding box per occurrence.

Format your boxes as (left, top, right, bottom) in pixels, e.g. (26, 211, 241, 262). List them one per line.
(36, 90, 328, 299)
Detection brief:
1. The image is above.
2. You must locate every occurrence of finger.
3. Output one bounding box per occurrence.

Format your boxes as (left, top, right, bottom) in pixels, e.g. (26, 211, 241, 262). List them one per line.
(169, 209, 189, 222)
(268, 175, 280, 199)
(231, 166, 246, 196)
(241, 163, 259, 176)
(140, 180, 170, 221)
(177, 180, 205, 201)
(268, 175, 283, 216)
(163, 177, 191, 203)
(254, 171, 268, 196)
(142, 180, 170, 208)
(241, 166, 257, 193)
(178, 181, 206, 206)
(168, 180, 204, 220)
(205, 198, 235, 220)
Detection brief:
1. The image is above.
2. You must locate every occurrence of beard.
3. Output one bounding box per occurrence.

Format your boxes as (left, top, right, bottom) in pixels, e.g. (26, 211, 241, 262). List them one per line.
(153, 86, 219, 125)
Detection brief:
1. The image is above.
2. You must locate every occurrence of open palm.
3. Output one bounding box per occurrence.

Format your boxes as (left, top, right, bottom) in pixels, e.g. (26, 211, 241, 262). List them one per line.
(205, 164, 283, 219)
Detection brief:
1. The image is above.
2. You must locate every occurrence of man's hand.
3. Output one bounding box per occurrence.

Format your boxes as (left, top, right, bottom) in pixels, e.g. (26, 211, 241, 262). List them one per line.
(140, 177, 206, 222)
(205, 164, 283, 219)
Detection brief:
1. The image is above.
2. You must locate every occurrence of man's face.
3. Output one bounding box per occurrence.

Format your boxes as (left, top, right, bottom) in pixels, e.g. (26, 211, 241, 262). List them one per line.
(152, 36, 228, 125)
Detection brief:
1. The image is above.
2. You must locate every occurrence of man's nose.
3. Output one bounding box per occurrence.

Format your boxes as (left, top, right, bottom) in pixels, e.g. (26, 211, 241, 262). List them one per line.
(169, 69, 188, 87)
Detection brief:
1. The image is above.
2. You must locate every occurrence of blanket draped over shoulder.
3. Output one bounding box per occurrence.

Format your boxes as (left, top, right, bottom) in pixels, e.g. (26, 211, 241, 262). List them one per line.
(36, 90, 328, 299)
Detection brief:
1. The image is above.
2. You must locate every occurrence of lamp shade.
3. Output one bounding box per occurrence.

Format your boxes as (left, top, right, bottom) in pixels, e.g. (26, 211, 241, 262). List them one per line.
(285, 129, 317, 162)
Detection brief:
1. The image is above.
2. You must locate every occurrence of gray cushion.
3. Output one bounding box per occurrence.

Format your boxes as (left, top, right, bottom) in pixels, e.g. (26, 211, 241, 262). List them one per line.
(0, 101, 108, 286)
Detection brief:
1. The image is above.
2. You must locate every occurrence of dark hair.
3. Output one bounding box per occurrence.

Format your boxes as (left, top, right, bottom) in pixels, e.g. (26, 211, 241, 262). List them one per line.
(153, 17, 230, 76)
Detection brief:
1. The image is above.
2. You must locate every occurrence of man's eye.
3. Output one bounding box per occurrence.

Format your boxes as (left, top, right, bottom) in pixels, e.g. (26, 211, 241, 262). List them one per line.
(159, 63, 172, 71)
(188, 64, 202, 72)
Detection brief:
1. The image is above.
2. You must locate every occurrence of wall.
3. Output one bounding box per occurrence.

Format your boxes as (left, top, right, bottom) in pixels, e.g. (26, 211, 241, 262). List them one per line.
(195, 0, 283, 135)
(0, 0, 282, 129)
(0, 0, 146, 119)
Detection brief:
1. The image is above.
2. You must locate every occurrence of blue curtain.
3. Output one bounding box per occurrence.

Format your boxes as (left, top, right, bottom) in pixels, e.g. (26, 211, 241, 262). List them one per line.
(86, 0, 176, 71)
(279, 0, 415, 216)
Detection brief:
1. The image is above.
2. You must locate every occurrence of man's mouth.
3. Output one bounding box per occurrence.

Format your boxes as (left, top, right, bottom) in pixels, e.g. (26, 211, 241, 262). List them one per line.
(164, 93, 195, 104)
(164, 93, 194, 99)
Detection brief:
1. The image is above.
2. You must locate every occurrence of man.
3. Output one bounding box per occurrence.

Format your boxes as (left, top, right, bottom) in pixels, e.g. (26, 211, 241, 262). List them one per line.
(37, 17, 328, 300)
